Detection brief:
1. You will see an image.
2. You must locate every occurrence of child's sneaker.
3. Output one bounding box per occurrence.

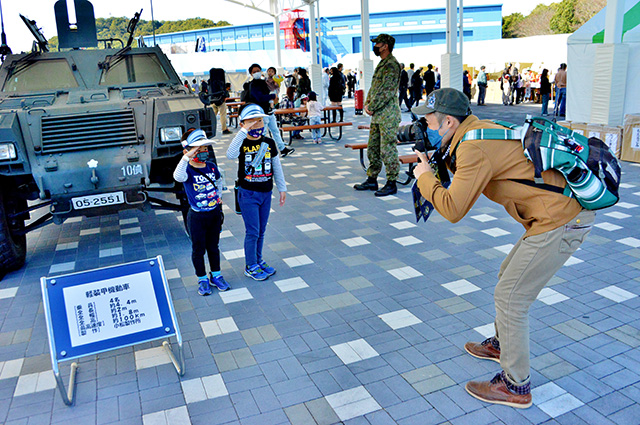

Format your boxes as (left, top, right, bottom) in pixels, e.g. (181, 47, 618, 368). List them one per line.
(198, 277, 212, 296)
(258, 260, 276, 277)
(210, 273, 230, 291)
(244, 264, 269, 281)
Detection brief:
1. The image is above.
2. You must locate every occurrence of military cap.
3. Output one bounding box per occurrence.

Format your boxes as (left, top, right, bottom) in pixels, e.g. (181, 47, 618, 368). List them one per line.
(412, 88, 472, 117)
(371, 33, 395, 49)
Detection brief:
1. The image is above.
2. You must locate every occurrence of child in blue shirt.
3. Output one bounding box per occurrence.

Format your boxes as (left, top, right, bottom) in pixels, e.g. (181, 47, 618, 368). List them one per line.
(174, 129, 230, 295)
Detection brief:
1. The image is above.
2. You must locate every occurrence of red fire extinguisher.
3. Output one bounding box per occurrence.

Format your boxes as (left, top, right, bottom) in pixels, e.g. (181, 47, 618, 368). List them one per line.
(354, 89, 364, 115)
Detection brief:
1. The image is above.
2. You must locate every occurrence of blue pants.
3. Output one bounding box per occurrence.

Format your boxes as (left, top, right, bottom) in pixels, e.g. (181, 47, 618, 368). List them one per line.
(541, 94, 550, 115)
(264, 114, 285, 151)
(478, 84, 487, 105)
(238, 187, 272, 266)
(555, 87, 566, 116)
(309, 116, 321, 140)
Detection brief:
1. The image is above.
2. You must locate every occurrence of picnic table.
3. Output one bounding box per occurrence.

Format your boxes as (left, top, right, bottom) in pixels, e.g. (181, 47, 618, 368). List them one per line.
(274, 105, 352, 144)
(226, 101, 245, 128)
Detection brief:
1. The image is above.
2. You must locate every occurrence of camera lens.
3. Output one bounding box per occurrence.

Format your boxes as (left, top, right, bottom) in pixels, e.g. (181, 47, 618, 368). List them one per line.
(397, 123, 415, 143)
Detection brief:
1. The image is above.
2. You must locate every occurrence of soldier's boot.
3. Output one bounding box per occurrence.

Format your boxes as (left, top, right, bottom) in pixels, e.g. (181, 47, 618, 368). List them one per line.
(375, 180, 397, 197)
(354, 177, 378, 191)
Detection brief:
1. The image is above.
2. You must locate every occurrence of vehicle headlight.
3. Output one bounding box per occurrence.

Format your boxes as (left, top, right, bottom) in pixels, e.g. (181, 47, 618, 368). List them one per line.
(0, 143, 17, 160)
(160, 127, 183, 142)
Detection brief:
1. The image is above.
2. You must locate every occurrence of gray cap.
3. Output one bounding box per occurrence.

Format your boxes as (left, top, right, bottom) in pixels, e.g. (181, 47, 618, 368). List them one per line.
(412, 88, 472, 116)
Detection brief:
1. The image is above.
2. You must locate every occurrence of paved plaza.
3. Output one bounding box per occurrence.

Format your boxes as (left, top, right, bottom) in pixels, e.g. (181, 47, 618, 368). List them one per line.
(1, 101, 640, 424)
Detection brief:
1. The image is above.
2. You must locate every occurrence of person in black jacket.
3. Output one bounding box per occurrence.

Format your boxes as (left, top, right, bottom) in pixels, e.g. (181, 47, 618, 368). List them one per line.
(463, 70, 472, 100)
(328, 67, 345, 122)
(409, 67, 423, 107)
(243, 63, 294, 157)
(423, 64, 436, 96)
(398, 63, 410, 111)
(540, 68, 551, 116)
(347, 71, 356, 98)
(296, 68, 311, 98)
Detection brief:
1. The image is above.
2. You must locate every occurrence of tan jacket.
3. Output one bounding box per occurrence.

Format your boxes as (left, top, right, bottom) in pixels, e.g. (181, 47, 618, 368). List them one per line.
(417, 115, 582, 237)
(554, 69, 567, 88)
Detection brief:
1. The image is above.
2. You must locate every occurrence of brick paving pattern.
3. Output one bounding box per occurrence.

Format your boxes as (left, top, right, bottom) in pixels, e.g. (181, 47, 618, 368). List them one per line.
(0, 100, 639, 424)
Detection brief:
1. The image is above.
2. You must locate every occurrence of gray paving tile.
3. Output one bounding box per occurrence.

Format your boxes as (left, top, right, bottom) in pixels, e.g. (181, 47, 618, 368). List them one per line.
(5, 109, 640, 424)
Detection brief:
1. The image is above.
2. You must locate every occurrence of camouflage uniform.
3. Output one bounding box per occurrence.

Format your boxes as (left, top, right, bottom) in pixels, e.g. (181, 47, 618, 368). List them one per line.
(366, 52, 401, 181)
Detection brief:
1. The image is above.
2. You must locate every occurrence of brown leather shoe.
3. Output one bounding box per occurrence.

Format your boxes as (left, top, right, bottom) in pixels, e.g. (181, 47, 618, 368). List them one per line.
(464, 338, 500, 363)
(465, 373, 532, 409)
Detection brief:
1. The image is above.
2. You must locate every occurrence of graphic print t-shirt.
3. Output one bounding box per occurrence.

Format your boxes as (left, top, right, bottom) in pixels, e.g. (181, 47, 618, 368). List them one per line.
(183, 162, 222, 212)
(238, 136, 277, 192)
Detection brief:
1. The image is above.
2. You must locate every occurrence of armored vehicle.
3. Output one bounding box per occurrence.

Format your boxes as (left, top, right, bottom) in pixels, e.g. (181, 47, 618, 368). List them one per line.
(0, 0, 215, 275)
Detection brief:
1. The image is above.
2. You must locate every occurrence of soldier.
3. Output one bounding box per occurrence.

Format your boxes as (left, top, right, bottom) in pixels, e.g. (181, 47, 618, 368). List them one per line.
(354, 34, 402, 197)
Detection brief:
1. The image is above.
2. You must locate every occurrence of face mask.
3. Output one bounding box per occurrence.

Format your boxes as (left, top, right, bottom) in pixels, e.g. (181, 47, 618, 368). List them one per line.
(373, 46, 381, 56)
(248, 127, 264, 138)
(426, 120, 449, 150)
(252, 72, 262, 80)
(193, 151, 209, 162)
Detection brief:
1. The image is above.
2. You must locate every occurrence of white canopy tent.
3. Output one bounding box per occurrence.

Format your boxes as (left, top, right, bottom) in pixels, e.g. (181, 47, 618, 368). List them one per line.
(567, 0, 640, 125)
(338, 34, 569, 74)
(165, 49, 312, 75)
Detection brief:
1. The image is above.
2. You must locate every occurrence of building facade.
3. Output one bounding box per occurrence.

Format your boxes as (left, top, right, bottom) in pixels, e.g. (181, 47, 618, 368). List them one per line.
(144, 5, 502, 68)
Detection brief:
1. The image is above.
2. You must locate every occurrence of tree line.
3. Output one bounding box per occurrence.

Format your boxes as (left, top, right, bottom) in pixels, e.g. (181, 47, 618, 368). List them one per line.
(48, 16, 231, 51)
(502, 0, 606, 38)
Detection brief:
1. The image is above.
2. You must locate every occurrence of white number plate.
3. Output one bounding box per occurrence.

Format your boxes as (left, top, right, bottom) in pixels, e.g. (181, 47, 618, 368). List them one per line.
(72, 191, 125, 210)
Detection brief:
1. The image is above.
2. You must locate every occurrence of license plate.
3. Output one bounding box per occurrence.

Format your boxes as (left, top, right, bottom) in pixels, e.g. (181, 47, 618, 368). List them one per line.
(71, 191, 125, 210)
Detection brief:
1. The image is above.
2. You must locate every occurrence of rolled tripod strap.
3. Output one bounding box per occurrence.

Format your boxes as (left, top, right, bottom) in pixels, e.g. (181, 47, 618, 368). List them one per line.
(250, 142, 270, 169)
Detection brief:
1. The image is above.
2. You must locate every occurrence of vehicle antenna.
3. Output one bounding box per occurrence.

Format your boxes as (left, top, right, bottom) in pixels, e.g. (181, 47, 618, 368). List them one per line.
(150, 0, 156, 46)
(0, 0, 12, 60)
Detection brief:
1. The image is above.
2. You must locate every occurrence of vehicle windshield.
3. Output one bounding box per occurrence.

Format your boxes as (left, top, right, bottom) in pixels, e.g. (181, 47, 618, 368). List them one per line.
(100, 53, 170, 86)
(2, 59, 78, 93)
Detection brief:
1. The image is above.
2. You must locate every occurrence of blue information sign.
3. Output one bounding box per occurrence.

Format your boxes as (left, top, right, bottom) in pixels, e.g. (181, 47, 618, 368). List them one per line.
(41, 256, 184, 405)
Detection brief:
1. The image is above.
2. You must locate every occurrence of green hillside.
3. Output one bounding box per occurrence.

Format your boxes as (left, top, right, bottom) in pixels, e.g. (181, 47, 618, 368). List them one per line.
(48, 16, 231, 51)
(502, 0, 606, 38)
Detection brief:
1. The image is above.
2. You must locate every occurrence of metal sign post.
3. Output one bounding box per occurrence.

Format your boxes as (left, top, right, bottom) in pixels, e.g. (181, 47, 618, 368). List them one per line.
(41, 255, 184, 406)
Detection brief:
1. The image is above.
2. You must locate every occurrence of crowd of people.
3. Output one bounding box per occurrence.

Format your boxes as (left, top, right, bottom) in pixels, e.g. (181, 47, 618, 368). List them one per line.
(174, 34, 585, 412)
(185, 59, 569, 121)
(390, 61, 568, 118)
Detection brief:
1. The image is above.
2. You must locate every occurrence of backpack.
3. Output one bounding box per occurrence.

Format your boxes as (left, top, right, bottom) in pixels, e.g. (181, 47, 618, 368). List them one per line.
(455, 116, 621, 210)
(208, 68, 227, 106)
(240, 80, 251, 103)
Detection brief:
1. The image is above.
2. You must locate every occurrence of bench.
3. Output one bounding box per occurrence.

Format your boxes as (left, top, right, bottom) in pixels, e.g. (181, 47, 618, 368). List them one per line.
(344, 144, 418, 185)
(345, 139, 415, 171)
(345, 142, 370, 171)
(397, 154, 419, 185)
(281, 121, 353, 145)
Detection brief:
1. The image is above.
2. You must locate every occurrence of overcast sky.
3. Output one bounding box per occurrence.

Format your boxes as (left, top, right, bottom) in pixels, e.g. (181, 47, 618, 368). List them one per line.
(2, 0, 556, 54)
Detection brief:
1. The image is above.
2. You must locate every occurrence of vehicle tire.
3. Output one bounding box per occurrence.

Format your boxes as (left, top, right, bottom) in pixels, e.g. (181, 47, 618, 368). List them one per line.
(0, 192, 26, 276)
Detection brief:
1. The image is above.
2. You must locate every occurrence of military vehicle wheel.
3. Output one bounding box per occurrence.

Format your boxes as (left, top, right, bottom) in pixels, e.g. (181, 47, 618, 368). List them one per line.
(0, 192, 27, 276)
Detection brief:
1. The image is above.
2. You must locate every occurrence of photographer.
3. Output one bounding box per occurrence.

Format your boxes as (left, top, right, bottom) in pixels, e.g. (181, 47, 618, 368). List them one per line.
(412, 88, 594, 408)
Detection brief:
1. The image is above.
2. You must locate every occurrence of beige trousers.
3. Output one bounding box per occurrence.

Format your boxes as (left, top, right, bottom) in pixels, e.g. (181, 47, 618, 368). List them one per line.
(494, 209, 595, 384)
(213, 103, 228, 131)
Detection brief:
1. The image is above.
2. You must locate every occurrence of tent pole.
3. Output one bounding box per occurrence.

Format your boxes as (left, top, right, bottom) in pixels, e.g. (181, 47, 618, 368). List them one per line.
(604, 0, 625, 44)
